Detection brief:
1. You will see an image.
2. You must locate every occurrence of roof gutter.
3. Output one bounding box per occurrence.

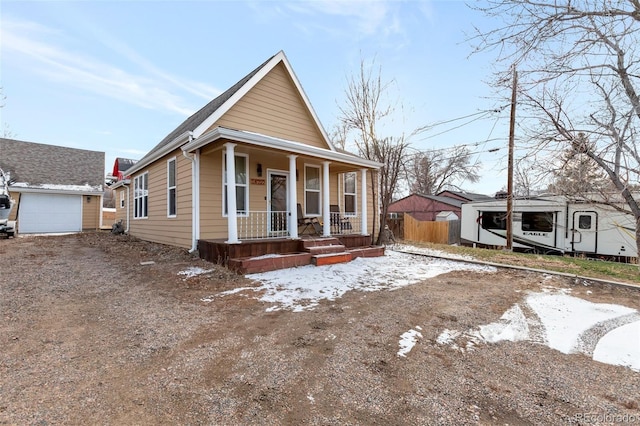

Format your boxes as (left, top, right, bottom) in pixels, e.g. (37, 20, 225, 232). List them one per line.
(184, 127, 384, 169)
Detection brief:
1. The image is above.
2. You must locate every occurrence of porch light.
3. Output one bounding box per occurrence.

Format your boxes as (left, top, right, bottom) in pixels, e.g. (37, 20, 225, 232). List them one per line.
(257, 163, 262, 177)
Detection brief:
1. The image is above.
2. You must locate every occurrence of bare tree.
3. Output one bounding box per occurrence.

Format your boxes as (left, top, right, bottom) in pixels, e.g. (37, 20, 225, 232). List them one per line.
(547, 132, 613, 195)
(0, 87, 14, 138)
(337, 58, 410, 244)
(407, 145, 481, 195)
(470, 0, 640, 260)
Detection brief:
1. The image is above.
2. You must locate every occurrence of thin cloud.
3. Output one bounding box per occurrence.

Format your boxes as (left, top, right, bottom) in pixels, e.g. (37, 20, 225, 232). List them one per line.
(1, 17, 218, 116)
(286, 0, 393, 37)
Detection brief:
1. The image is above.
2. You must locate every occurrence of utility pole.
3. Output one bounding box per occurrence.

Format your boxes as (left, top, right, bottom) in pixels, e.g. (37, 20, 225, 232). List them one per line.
(506, 67, 517, 251)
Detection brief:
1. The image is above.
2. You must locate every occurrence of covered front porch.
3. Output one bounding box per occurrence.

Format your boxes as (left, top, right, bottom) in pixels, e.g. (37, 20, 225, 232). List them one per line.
(185, 127, 382, 242)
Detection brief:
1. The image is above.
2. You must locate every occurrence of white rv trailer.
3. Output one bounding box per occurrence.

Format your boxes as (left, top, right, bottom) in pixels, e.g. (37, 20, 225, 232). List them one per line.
(460, 195, 637, 260)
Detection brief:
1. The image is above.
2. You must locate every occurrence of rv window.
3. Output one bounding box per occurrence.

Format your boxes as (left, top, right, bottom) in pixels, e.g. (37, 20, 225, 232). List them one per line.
(521, 212, 553, 232)
(578, 215, 592, 230)
(480, 212, 507, 230)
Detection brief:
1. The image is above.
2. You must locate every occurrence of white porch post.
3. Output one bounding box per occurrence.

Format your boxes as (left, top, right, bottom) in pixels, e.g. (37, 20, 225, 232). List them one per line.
(225, 143, 239, 244)
(288, 154, 298, 239)
(360, 168, 368, 235)
(322, 161, 331, 237)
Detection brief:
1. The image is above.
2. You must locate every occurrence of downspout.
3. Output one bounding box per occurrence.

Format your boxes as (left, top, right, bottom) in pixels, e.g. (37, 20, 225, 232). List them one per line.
(182, 132, 199, 253)
(125, 183, 130, 233)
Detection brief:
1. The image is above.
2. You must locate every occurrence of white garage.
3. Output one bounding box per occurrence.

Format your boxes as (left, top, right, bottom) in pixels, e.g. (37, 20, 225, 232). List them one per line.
(18, 192, 82, 233)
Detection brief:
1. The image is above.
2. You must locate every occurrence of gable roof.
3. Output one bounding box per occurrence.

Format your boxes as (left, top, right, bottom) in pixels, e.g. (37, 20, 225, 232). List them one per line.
(389, 193, 464, 211)
(113, 158, 138, 174)
(127, 51, 335, 176)
(437, 190, 492, 202)
(0, 138, 104, 193)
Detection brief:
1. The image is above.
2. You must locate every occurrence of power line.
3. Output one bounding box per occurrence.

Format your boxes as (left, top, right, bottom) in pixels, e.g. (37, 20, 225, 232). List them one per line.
(414, 104, 510, 141)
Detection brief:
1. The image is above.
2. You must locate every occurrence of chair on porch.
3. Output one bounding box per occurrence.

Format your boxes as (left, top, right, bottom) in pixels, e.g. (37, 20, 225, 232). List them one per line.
(330, 204, 352, 233)
(297, 203, 322, 235)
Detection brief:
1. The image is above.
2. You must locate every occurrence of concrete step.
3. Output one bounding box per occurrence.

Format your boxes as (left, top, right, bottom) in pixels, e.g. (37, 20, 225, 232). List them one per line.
(306, 244, 347, 255)
(311, 252, 353, 266)
(301, 237, 342, 249)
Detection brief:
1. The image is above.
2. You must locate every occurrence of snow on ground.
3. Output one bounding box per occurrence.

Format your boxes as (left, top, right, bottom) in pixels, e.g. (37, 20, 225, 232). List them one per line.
(435, 288, 640, 372)
(194, 245, 639, 372)
(177, 267, 214, 279)
(593, 321, 640, 370)
(393, 243, 476, 261)
(397, 326, 423, 358)
(201, 250, 496, 312)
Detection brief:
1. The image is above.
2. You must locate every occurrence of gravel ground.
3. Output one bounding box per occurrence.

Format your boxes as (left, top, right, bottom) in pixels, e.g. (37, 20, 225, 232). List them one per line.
(1, 232, 639, 425)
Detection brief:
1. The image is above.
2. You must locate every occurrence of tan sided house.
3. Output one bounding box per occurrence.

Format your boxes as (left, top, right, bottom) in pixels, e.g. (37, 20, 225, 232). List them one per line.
(112, 51, 384, 273)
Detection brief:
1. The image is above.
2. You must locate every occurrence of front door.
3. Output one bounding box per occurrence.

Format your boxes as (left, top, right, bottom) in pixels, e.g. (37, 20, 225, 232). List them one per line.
(571, 211, 597, 253)
(268, 171, 289, 236)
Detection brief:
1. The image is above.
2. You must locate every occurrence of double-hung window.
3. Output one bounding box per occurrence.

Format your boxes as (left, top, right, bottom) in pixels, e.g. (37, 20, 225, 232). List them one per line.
(304, 165, 321, 216)
(167, 158, 177, 217)
(134, 172, 148, 219)
(344, 172, 357, 216)
(119, 190, 125, 209)
(223, 153, 248, 216)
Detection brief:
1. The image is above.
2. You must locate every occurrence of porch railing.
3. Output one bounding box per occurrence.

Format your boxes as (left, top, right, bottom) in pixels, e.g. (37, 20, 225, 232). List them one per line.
(237, 210, 289, 240)
(236, 210, 363, 240)
(330, 212, 361, 235)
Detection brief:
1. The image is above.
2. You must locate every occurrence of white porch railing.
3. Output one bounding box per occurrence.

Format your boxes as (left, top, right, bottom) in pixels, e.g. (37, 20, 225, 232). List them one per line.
(237, 210, 289, 240)
(235, 210, 363, 240)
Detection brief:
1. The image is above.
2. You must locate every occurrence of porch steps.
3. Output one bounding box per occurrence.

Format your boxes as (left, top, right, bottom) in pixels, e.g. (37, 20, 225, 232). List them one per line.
(200, 236, 386, 274)
(311, 251, 353, 266)
(301, 237, 353, 266)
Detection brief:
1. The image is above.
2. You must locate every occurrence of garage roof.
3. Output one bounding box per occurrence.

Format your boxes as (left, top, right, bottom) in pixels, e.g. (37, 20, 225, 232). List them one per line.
(0, 138, 104, 193)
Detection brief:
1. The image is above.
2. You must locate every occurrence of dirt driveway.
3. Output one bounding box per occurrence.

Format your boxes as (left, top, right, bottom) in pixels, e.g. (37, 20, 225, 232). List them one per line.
(1, 233, 639, 425)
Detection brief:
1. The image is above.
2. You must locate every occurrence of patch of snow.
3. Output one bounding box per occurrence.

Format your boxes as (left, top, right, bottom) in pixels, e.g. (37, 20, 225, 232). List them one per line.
(593, 321, 640, 372)
(437, 289, 640, 372)
(526, 293, 634, 354)
(477, 304, 529, 343)
(392, 243, 476, 261)
(307, 394, 315, 404)
(397, 327, 423, 357)
(436, 329, 461, 345)
(249, 253, 281, 260)
(178, 267, 214, 278)
(11, 182, 103, 192)
(209, 250, 496, 312)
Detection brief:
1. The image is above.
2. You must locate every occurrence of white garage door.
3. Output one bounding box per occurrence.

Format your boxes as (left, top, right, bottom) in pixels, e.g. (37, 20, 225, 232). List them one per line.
(19, 193, 82, 233)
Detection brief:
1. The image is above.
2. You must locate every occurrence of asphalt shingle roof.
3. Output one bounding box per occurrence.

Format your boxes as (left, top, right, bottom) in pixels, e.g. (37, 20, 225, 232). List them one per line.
(133, 53, 276, 169)
(0, 138, 104, 190)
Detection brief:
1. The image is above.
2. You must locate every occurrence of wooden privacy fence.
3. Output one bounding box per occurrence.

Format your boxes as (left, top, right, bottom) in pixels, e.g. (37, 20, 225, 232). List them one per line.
(402, 213, 460, 245)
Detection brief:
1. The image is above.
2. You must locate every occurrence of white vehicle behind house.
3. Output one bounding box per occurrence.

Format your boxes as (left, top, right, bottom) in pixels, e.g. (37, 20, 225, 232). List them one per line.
(460, 195, 637, 261)
(0, 168, 16, 237)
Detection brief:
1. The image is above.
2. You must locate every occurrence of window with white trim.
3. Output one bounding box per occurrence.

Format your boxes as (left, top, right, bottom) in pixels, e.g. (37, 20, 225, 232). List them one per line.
(134, 172, 148, 219)
(167, 158, 177, 217)
(344, 172, 357, 216)
(223, 153, 248, 216)
(304, 165, 321, 216)
(119, 190, 125, 209)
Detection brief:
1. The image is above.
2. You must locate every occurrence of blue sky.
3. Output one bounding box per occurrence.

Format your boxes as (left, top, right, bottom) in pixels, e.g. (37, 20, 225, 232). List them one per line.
(1, 0, 513, 195)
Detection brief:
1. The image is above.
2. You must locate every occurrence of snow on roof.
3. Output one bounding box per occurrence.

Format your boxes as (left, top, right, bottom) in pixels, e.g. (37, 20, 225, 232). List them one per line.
(10, 182, 103, 193)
